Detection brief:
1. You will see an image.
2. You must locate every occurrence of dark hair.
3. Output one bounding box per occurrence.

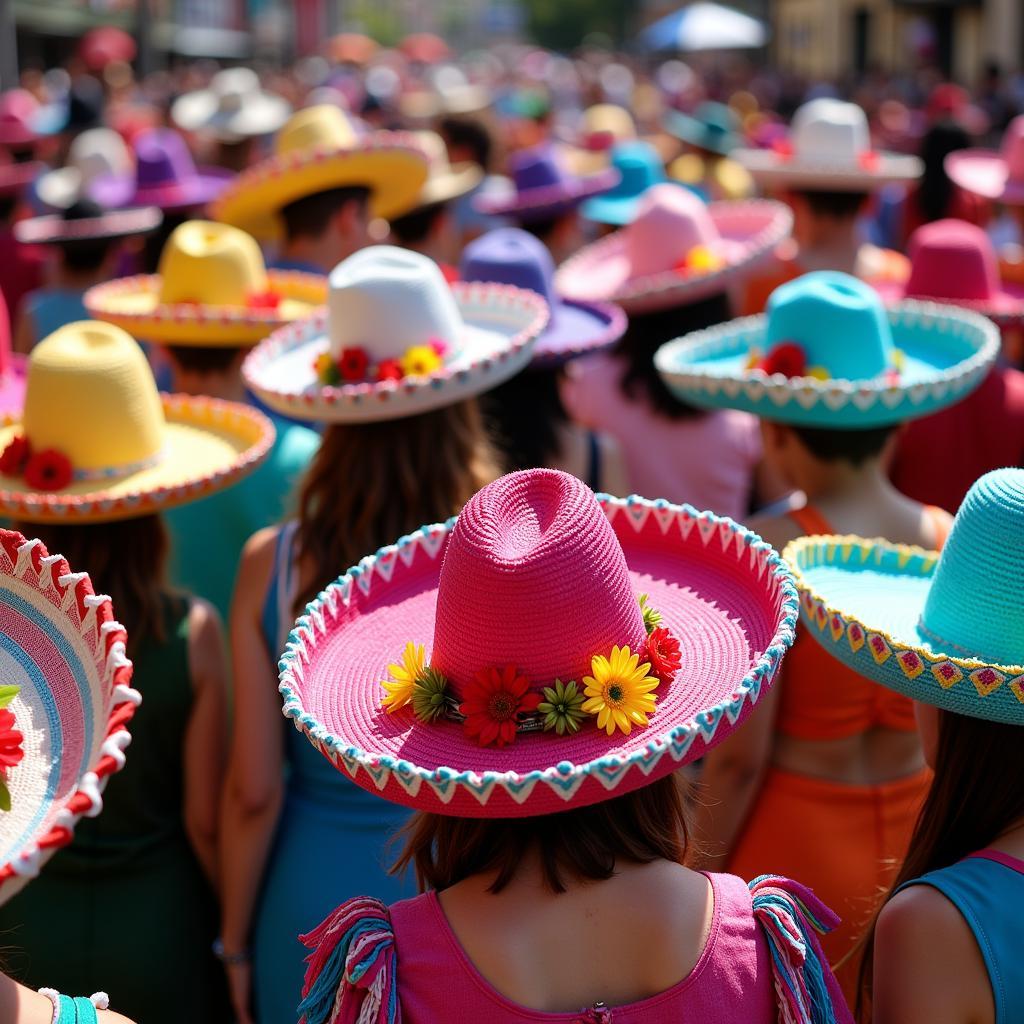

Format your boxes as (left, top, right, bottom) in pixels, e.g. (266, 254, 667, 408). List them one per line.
(794, 189, 869, 219)
(59, 237, 115, 272)
(21, 515, 173, 652)
(163, 345, 243, 376)
(280, 186, 371, 244)
(917, 120, 971, 224)
(393, 774, 690, 893)
(790, 423, 896, 466)
(522, 210, 572, 247)
(389, 200, 448, 246)
(480, 366, 567, 472)
(439, 116, 492, 170)
(615, 291, 732, 420)
(857, 709, 1024, 1018)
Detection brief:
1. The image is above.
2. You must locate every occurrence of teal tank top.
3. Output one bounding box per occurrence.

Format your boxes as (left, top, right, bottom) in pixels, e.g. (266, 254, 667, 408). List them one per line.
(898, 851, 1024, 1024)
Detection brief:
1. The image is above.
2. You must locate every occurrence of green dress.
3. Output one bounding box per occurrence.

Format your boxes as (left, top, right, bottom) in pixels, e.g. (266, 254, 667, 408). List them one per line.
(0, 592, 230, 1023)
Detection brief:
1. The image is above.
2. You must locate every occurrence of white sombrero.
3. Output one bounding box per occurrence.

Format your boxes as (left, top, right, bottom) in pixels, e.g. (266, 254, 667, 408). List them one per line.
(171, 68, 292, 142)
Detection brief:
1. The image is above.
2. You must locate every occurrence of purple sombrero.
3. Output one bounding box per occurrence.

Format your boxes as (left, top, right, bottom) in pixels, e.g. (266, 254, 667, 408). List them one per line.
(459, 228, 625, 366)
(89, 128, 233, 212)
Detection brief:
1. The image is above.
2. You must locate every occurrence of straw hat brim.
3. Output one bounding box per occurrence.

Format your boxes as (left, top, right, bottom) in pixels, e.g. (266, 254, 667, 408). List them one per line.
(654, 300, 1000, 428)
(210, 136, 430, 239)
(556, 199, 793, 314)
(0, 395, 274, 523)
(171, 90, 292, 140)
(473, 167, 620, 219)
(871, 276, 1024, 325)
(242, 281, 549, 424)
(417, 161, 483, 207)
(736, 146, 923, 191)
(0, 529, 138, 904)
(14, 206, 162, 245)
(944, 150, 1024, 204)
(278, 494, 797, 818)
(399, 86, 492, 120)
(84, 270, 326, 347)
(784, 534, 1024, 725)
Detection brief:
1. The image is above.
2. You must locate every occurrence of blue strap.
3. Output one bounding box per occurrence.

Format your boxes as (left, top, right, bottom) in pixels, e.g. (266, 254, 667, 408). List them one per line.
(73, 997, 99, 1024)
(57, 995, 77, 1022)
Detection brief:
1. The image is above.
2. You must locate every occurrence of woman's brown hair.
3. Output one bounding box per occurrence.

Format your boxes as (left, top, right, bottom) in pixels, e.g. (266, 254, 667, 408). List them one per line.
(293, 399, 500, 614)
(392, 774, 690, 894)
(19, 514, 173, 654)
(856, 709, 1024, 1019)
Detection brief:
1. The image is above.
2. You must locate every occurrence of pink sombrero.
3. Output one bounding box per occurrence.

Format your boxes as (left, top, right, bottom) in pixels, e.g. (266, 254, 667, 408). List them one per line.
(870, 219, 1024, 325)
(946, 114, 1024, 205)
(0, 527, 139, 904)
(555, 183, 792, 315)
(0, 290, 25, 423)
(278, 469, 797, 818)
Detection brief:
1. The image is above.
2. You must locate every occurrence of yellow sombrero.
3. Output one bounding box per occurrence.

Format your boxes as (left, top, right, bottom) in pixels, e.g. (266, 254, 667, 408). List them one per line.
(0, 321, 274, 523)
(84, 221, 326, 347)
(209, 105, 429, 241)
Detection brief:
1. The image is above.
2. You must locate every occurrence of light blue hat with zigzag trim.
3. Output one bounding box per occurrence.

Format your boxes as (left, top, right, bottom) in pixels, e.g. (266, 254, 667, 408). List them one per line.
(784, 468, 1024, 724)
(655, 270, 1000, 428)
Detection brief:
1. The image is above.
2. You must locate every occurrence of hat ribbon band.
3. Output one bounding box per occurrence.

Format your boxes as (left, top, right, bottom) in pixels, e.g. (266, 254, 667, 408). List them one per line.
(72, 445, 168, 483)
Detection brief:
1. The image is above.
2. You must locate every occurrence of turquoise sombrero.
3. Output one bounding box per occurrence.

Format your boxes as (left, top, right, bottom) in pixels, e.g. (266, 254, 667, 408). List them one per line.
(783, 468, 1024, 725)
(654, 271, 999, 429)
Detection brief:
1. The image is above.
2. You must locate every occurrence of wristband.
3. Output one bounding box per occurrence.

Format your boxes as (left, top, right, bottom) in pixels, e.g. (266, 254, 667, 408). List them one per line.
(38, 990, 110, 1023)
(213, 937, 251, 965)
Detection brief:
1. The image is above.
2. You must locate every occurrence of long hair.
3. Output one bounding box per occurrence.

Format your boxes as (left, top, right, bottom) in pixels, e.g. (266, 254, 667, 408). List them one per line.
(21, 515, 172, 653)
(614, 291, 732, 420)
(479, 366, 567, 472)
(392, 774, 690, 894)
(856, 708, 1024, 1019)
(293, 399, 500, 614)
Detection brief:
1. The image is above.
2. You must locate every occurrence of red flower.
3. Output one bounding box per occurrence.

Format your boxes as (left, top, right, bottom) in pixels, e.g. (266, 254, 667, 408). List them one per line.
(647, 627, 682, 681)
(0, 709, 23, 770)
(246, 289, 283, 311)
(427, 336, 449, 357)
(0, 435, 31, 476)
(376, 359, 405, 382)
(757, 341, 807, 378)
(460, 665, 542, 747)
(24, 449, 74, 492)
(337, 347, 370, 382)
(858, 151, 880, 172)
(772, 138, 794, 159)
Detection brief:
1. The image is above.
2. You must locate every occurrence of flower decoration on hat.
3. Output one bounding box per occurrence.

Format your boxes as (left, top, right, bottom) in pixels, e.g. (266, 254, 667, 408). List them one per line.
(0, 436, 75, 492)
(380, 641, 426, 713)
(461, 665, 542, 748)
(582, 645, 659, 736)
(0, 686, 24, 812)
(674, 244, 726, 277)
(744, 339, 905, 385)
(537, 679, 588, 736)
(314, 337, 450, 386)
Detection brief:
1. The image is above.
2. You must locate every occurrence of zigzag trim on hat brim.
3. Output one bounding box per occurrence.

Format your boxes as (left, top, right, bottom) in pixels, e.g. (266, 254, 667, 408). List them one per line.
(277, 494, 799, 818)
(15, 207, 162, 245)
(0, 531, 139, 905)
(654, 300, 1000, 428)
(785, 534, 1024, 725)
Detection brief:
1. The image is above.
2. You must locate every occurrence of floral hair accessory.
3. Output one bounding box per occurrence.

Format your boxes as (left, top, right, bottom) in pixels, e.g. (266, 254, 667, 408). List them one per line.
(0, 686, 24, 812)
(314, 340, 449, 386)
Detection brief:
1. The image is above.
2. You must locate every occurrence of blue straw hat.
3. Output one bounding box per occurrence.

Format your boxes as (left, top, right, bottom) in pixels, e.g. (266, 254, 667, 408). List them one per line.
(579, 141, 674, 226)
(783, 468, 1024, 725)
(655, 270, 999, 428)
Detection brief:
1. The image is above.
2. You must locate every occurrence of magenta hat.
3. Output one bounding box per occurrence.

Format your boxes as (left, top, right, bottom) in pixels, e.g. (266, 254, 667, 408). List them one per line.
(473, 144, 619, 222)
(0, 154, 40, 198)
(0, 90, 41, 150)
(946, 114, 1024, 204)
(278, 469, 797, 818)
(459, 228, 626, 366)
(0, 289, 25, 422)
(88, 128, 233, 212)
(871, 219, 1024, 324)
(556, 183, 792, 315)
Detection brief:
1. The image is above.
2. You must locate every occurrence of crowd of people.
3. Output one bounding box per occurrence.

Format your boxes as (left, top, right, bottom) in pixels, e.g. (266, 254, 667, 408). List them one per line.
(0, 26, 1020, 1024)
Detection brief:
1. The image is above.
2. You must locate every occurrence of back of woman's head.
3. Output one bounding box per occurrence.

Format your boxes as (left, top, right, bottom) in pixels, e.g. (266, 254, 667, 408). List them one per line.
(479, 366, 566, 473)
(393, 773, 689, 894)
(615, 291, 732, 420)
(294, 399, 500, 613)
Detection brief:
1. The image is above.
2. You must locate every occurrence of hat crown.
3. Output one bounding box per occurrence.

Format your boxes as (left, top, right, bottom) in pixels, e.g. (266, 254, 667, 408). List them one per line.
(582, 104, 636, 143)
(905, 219, 999, 302)
(275, 105, 356, 157)
(135, 129, 197, 188)
(23, 322, 165, 472)
(921, 468, 1024, 666)
(626, 183, 717, 276)
(431, 469, 647, 696)
(791, 99, 870, 162)
(606, 142, 663, 198)
(510, 146, 566, 193)
(1000, 115, 1024, 181)
(327, 246, 463, 361)
(413, 130, 452, 175)
(156, 221, 268, 306)
(212, 67, 259, 111)
(765, 272, 892, 377)
(460, 228, 556, 307)
(69, 128, 132, 183)
(694, 101, 736, 138)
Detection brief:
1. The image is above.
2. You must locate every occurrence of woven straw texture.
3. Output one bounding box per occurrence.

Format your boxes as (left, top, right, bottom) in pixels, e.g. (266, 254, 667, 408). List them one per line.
(0, 529, 138, 905)
(279, 470, 798, 818)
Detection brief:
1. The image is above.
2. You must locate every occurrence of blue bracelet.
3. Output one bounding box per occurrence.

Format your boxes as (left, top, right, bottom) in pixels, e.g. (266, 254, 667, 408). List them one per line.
(40, 989, 107, 1023)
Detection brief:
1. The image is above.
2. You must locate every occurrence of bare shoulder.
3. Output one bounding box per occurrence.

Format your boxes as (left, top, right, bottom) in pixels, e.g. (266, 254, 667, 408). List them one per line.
(232, 526, 283, 613)
(877, 884, 976, 956)
(186, 598, 226, 685)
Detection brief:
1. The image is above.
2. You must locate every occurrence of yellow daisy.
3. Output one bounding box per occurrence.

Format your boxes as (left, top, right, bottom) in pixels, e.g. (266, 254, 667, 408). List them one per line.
(401, 345, 443, 378)
(381, 641, 426, 712)
(582, 644, 660, 736)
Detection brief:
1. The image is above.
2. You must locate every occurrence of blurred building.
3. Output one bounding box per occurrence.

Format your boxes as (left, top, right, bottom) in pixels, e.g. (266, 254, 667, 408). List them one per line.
(771, 0, 1023, 83)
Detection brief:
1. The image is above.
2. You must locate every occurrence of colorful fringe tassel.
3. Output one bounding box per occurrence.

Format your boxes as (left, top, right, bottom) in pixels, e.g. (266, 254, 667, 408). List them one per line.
(298, 896, 400, 1024)
(749, 875, 854, 1024)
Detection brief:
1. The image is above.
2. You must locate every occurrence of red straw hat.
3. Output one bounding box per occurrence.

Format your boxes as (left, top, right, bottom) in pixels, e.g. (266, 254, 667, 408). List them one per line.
(279, 469, 797, 818)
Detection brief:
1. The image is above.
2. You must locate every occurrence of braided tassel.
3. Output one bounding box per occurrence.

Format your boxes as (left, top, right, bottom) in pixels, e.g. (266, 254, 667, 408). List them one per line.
(749, 875, 854, 1024)
(298, 896, 400, 1024)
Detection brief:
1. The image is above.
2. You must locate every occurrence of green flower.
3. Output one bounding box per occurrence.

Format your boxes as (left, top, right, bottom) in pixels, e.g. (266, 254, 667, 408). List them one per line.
(538, 679, 587, 735)
(638, 593, 663, 635)
(411, 667, 451, 724)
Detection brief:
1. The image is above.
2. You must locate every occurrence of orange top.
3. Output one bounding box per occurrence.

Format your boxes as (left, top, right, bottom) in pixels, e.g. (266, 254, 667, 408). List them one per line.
(777, 504, 949, 740)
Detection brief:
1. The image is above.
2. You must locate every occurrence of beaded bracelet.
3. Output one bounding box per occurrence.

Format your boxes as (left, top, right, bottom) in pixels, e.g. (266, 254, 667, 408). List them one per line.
(38, 989, 109, 1024)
